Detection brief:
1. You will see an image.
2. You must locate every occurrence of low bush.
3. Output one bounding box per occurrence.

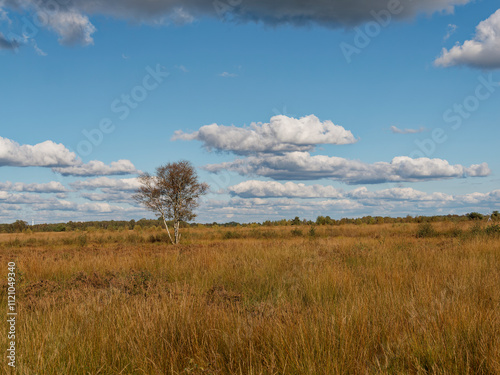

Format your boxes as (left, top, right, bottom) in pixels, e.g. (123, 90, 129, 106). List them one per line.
(308, 226, 317, 238)
(416, 222, 437, 238)
(148, 233, 171, 243)
(223, 231, 242, 240)
(485, 224, 500, 236)
(470, 223, 483, 237)
(77, 234, 88, 247)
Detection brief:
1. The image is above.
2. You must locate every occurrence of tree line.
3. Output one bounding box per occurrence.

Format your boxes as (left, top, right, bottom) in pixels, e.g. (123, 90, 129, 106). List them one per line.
(2, 211, 498, 234)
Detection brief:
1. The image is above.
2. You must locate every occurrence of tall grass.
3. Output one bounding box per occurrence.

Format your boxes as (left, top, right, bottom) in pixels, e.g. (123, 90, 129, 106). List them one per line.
(1, 222, 499, 374)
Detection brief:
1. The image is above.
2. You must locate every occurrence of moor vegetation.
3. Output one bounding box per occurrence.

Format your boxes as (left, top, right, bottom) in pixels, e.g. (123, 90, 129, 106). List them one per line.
(1, 220, 500, 374)
(2, 211, 499, 234)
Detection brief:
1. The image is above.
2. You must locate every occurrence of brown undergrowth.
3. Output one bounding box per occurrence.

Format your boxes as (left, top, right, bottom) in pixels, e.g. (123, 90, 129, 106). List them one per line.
(1, 222, 499, 374)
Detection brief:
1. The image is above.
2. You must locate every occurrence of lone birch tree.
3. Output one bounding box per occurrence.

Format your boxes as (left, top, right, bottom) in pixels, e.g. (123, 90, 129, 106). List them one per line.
(133, 160, 209, 244)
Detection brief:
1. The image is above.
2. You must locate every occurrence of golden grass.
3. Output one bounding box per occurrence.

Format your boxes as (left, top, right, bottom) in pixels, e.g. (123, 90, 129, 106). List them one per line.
(1, 222, 499, 374)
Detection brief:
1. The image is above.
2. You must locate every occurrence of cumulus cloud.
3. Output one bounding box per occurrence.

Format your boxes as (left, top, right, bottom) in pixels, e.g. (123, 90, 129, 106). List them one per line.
(0, 191, 46, 204)
(1, 0, 96, 46)
(0, 181, 68, 193)
(0, 191, 145, 221)
(52, 160, 138, 177)
(460, 190, 500, 204)
(2, 0, 473, 30)
(3, 179, 499, 223)
(0, 137, 138, 177)
(80, 191, 134, 203)
(435, 9, 500, 69)
(15, 193, 140, 214)
(48, 10, 96, 46)
(390, 125, 426, 134)
(201, 197, 363, 221)
(202, 185, 500, 222)
(346, 187, 454, 202)
(227, 181, 468, 203)
(465, 162, 492, 177)
(228, 180, 343, 198)
(362, 188, 500, 209)
(31, 199, 127, 213)
(0, 204, 21, 211)
(71, 177, 140, 191)
(71, 177, 140, 203)
(205, 152, 490, 184)
(0, 136, 78, 167)
(173, 115, 357, 155)
(0, 0, 474, 48)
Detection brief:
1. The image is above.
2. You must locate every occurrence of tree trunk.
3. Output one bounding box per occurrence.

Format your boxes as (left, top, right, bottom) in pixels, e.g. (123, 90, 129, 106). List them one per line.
(161, 216, 175, 245)
(174, 220, 180, 244)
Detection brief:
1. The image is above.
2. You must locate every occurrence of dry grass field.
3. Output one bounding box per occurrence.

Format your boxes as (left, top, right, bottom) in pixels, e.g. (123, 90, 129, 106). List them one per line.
(1, 221, 500, 374)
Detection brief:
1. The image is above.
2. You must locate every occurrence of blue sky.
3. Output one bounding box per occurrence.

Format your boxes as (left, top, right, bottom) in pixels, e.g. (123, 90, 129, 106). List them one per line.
(0, 0, 499, 223)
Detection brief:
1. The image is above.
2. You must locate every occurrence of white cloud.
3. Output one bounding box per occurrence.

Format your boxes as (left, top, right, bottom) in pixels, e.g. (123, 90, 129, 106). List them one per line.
(0, 204, 21, 211)
(200, 187, 500, 222)
(226, 181, 476, 204)
(32, 39, 48, 56)
(219, 72, 237, 78)
(0, 181, 68, 193)
(71, 177, 140, 191)
(228, 180, 343, 198)
(465, 162, 492, 177)
(0, 137, 138, 177)
(53, 160, 138, 177)
(47, 10, 96, 46)
(1, 7, 95, 49)
(459, 190, 500, 204)
(444, 23, 458, 41)
(80, 191, 132, 203)
(174, 115, 357, 155)
(2, 180, 499, 224)
(435, 9, 500, 69)
(201, 197, 363, 221)
(346, 187, 454, 202)
(30, 199, 138, 213)
(205, 152, 490, 184)
(71, 177, 140, 203)
(0, 137, 78, 167)
(390, 125, 426, 134)
(31, 199, 77, 211)
(0, 192, 46, 204)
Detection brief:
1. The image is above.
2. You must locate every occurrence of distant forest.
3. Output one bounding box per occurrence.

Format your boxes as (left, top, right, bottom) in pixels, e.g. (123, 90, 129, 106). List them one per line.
(1, 211, 498, 234)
